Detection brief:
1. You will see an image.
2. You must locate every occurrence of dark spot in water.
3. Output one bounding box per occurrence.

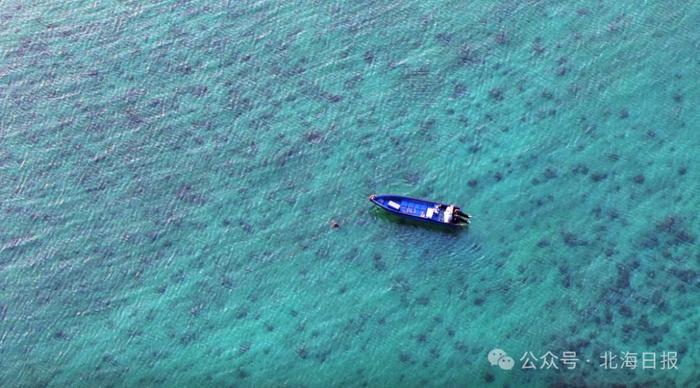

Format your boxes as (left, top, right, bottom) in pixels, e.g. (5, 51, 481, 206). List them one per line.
(192, 85, 208, 97)
(221, 276, 234, 289)
(543, 167, 558, 179)
(495, 31, 509, 45)
(416, 296, 430, 306)
(467, 179, 478, 188)
(53, 330, 68, 340)
(399, 352, 413, 364)
(590, 172, 607, 182)
(678, 166, 687, 175)
(655, 215, 682, 234)
(435, 32, 453, 46)
(420, 118, 436, 132)
(536, 239, 550, 248)
(417, 333, 428, 343)
(616, 265, 631, 289)
(237, 369, 249, 379)
(633, 174, 645, 184)
(473, 296, 485, 306)
(324, 93, 342, 103)
(556, 66, 568, 76)
(305, 131, 323, 144)
(619, 109, 629, 119)
(577, 8, 590, 16)
(239, 221, 253, 233)
(622, 323, 634, 335)
(669, 268, 697, 284)
(373, 254, 386, 271)
(645, 335, 661, 346)
(532, 38, 545, 55)
(190, 303, 204, 318)
(562, 232, 587, 247)
(484, 371, 495, 383)
(453, 82, 468, 98)
(619, 304, 633, 317)
(344, 73, 363, 89)
(297, 346, 308, 359)
(673, 93, 683, 103)
(489, 88, 504, 101)
(238, 342, 251, 355)
(363, 51, 374, 64)
(571, 164, 589, 175)
(176, 184, 206, 204)
(330, 219, 340, 229)
(458, 44, 480, 65)
(604, 308, 613, 324)
(234, 306, 248, 320)
(494, 171, 503, 181)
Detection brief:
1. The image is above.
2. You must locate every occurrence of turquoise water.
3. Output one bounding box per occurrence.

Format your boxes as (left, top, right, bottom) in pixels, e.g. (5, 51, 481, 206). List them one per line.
(1, 1, 699, 386)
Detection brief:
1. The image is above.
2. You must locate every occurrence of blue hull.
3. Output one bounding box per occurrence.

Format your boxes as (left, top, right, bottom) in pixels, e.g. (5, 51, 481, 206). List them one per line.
(368, 194, 468, 228)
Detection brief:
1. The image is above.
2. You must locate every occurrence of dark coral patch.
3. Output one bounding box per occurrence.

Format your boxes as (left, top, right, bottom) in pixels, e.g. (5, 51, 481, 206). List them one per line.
(305, 131, 323, 144)
(590, 172, 607, 182)
(562, 232, 587, 247)
(495, 32, 509, 45)
(543, 167, 558, 180)
(571, 164, 589, 175)
(489, 88, 504, 101)
(453, 83, 468, 98)
(373, 254, 386, 271)
(458, 44, 480, 65)
(175, 184, 206, 204)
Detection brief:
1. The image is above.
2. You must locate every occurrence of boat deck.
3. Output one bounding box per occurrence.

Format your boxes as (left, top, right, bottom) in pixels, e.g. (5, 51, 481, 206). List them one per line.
(369, 194, 468, 228)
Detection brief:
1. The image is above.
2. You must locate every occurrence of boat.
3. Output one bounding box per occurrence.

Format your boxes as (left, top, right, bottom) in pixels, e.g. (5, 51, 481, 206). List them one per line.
(368, 194, 470, 228)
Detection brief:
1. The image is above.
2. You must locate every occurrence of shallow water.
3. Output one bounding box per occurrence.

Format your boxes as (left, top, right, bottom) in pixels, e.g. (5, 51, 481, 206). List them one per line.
(1, 1, 699, 386)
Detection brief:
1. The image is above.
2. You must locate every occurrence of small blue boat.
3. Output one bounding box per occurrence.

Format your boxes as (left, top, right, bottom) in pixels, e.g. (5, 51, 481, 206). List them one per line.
(369, 194, 470, 228)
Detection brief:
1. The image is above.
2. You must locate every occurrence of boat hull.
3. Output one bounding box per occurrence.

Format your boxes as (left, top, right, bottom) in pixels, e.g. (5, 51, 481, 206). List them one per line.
(368, 194, 467, 228)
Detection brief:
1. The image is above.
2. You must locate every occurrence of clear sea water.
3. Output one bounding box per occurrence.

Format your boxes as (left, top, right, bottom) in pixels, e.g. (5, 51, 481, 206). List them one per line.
(1, 1, 699, 386)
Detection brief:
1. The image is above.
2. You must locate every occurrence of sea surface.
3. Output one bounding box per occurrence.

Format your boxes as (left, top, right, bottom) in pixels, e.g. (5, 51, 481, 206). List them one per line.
(1, 1, 699, 386)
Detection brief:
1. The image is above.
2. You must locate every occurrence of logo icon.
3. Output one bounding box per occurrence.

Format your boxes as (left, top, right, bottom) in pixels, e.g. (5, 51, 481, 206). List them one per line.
(488, 348, 515, 370)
